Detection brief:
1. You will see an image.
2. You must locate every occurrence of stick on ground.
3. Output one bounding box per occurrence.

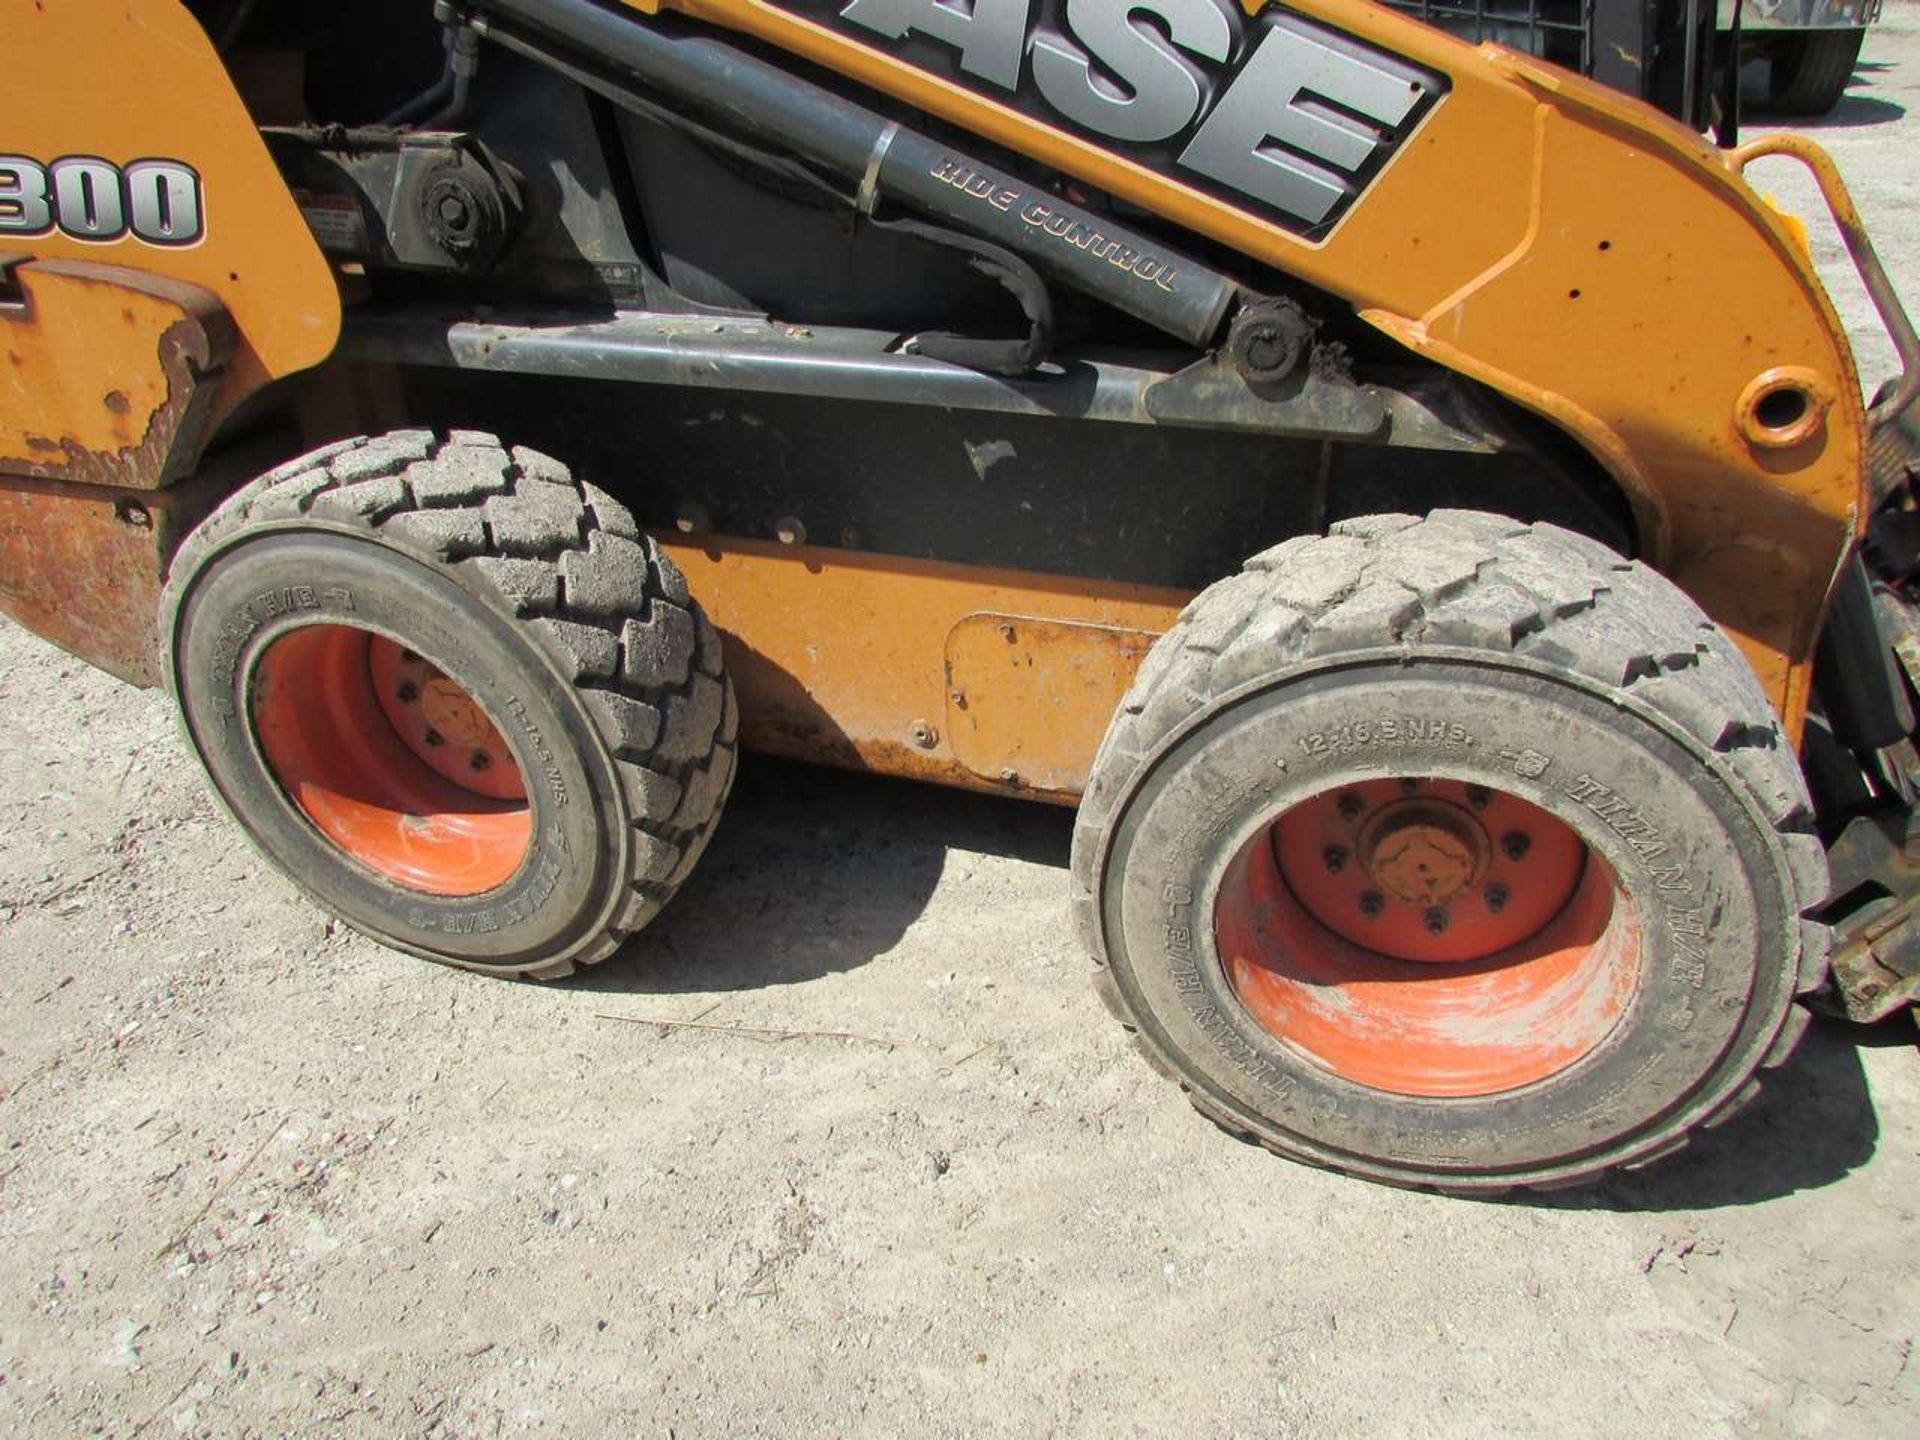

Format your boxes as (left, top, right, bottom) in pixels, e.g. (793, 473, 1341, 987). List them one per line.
(155, 1114, 284, 1260)
(594, 1012, 900, 1050)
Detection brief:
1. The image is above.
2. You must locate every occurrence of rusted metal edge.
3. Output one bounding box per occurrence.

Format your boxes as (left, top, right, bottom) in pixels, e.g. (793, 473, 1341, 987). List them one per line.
(1815, 809, 1920, 1023)
(2, 258, 236, 491)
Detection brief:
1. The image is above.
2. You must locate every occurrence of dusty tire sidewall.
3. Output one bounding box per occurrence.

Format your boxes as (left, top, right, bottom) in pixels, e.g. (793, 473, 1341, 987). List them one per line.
(1097, 654, 1799, 1185)
(167, 526, 630, 971)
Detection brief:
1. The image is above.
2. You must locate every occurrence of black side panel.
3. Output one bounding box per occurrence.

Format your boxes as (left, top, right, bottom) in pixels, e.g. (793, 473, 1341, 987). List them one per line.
(619, 114, 1011, 329)
(373, 366, 1629, 590)
(474, 58, 655, 304)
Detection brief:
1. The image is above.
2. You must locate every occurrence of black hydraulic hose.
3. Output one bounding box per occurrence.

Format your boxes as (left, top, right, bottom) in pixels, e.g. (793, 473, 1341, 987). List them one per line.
(464, 0, 1236, 349)
(871, 214, 1055, 375)
(430, 25, 485, 127)
(381, 11, 478, 128)
(381, 56, 457, 127)
(470, 18, 1053, 371)
(215, 0, 259, 52)
(1816, 556, 1916, 753)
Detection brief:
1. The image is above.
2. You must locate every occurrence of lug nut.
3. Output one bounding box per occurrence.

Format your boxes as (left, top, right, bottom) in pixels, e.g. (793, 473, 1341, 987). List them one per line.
(1424, 907, 1449, 934)
(1322, 845, 1348, 874)
(422, 727, 444, 748)
(1337, 792, 1365, 820)
(1399, 778, 1419, 795)
(1483, 883, 1510, 913)
(396, 681, 420, 704)
(1358, 890, 1384, 918)
(1502, 831, 1531, 861)
(470, 751, 492, 772)
(1466, 785, 1492, 810)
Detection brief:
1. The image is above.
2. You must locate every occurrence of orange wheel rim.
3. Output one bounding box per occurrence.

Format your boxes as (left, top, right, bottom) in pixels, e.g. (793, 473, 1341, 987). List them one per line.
(1216, 777, 1638, 1098)
(251, 625, 532, 897)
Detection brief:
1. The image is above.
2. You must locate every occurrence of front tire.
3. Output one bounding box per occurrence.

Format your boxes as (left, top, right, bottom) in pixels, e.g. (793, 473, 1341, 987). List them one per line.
(162, 430, 736, 978)
(1071, 512, 1829, 1192)
(1768, 29, 1865, 116)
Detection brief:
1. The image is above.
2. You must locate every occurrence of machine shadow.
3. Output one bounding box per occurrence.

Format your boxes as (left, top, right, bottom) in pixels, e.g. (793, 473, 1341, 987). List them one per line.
(1528, 1018, 1889, 1212)
(563, 755, 1074, 995)
(1782, 93, 1909, 129)
(566, 751, 1889, 1209)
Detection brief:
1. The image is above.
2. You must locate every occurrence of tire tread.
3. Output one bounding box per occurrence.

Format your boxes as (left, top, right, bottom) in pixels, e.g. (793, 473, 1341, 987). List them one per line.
(1071, 511, 1829, 1192)
(163, 432, 736, 977)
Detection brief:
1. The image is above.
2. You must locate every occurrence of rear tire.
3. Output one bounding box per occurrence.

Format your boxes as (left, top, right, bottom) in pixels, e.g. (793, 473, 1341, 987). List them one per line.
(1072, 512, 1829, 1192)
(1769, 29, 1865, 116)
(162, 430, 736, 978)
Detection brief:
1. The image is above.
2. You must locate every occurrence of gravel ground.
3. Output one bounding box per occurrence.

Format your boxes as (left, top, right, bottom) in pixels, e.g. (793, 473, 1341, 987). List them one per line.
(3, 14, 1919, 1439)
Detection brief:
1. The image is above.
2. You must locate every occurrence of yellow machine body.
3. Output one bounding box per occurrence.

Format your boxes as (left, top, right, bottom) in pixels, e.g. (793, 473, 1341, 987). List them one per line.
(0, 0, 1892, 784)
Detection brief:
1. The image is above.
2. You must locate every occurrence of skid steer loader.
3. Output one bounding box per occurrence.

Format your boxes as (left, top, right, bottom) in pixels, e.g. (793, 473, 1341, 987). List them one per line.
(3, 0, 1917, 1193)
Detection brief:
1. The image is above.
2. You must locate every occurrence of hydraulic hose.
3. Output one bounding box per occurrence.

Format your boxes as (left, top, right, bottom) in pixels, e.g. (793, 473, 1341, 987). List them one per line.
(465, 0, 1237, 350)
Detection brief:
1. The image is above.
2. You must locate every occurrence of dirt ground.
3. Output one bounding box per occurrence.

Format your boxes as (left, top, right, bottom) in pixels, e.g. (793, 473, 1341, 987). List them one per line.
(4, 16, 1920, 1440)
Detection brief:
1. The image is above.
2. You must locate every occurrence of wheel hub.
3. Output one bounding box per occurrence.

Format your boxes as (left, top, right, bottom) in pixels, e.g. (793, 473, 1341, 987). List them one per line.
(1272, 778, 1586, 964)
(370, 642, 522, 801)
(1222, 774, 1632, 1097)
(1356, 799, 1487, 905)
(252, 625, 532, 896)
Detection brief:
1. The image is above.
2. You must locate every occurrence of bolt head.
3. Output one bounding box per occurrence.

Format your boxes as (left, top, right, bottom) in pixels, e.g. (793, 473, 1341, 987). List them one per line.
(396, 681, 420, 704)
(1466, 785, 1492, 810)
(1483, 883, 1509, 913)
(1358, 890, 1384, 918)
(470, 751, 492, 772)
(1243, 325, 1288, 371)
(1322, 845, 1347, 874)
(1337, 792, 1365, 820)
(1423, 907, 1449, 934)
(422, 728, 444, 748)
(1502, 831, 1532, 861)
